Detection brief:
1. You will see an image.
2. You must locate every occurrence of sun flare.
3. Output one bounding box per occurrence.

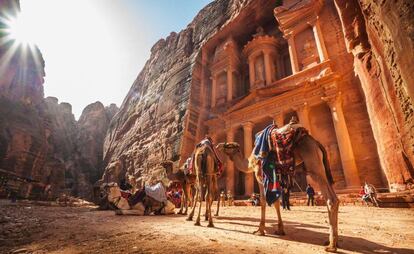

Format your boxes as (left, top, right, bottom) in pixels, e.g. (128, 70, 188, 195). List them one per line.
(5, 13, 38, 46)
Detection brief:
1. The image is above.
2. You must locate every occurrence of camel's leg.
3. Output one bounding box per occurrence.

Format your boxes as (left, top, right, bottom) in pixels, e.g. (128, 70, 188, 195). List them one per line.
(204, 185, 209, 221)
(195, 184, 203, 226)
(273, 199, 285, 235)
(186, 186, 199, 221)
(183, 183, 191, 215)
(253, 181, 266, 236)
(318, 182, 339, 252)
(214, 176, 220, 217)
(177, 183, 185, 214)
(298, 137, 339, 252)
(207, 176, 215, 227)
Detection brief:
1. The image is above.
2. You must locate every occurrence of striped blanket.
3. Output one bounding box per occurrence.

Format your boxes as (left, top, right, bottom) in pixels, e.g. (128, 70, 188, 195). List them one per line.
(254, 124, 308, 205)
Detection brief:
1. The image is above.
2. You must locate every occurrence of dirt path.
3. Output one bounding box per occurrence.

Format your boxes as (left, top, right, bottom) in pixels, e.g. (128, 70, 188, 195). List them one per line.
(1, 200, 413, 254)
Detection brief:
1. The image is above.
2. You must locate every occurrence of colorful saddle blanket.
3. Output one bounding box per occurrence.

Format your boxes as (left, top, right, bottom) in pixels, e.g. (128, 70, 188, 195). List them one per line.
(254, 124, 308, 205)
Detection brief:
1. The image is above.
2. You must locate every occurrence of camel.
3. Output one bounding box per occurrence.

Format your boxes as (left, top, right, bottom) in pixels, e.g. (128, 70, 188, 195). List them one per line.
(104, 183, 175, 215)
(216, 122, 339, 252)
(185, 141, 221, 227)
(161, 161, 197, 215)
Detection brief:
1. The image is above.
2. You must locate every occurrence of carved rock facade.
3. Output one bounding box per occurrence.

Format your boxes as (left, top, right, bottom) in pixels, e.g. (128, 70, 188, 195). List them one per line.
(104, 0, 414, 194)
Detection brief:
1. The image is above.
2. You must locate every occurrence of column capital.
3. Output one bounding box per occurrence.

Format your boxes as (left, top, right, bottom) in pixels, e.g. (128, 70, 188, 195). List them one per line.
(321, 92, 342, 108)
(242, 121, 254, 130)
(292, 102, 309, 112)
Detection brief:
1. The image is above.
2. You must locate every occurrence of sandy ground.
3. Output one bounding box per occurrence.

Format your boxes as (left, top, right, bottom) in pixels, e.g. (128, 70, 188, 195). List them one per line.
(1, 200, 413, 254)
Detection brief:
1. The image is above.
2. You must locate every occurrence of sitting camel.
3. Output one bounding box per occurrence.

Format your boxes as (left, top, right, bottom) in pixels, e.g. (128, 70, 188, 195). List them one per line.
(104, 183, 175, 215)
(216, 122, 339, 252)
(161, 161, 196, 215)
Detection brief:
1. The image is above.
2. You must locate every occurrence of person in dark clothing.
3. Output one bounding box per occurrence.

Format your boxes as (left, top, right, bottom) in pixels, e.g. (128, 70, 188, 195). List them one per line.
(281, 185, 290, 210)
(119, 178, 132, 191)
(306, 184, 315, 206)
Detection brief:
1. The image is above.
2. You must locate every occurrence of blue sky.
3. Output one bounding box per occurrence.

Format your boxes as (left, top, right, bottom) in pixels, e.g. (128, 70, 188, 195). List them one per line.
(18, 0, 212, 118)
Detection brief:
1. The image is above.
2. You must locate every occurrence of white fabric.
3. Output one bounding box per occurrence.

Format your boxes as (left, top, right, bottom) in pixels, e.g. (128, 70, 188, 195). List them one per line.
(145, 182, 167, 203)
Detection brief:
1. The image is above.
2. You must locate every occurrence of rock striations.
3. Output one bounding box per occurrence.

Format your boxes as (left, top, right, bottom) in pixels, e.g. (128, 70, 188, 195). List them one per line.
(102, 0, 256, 185)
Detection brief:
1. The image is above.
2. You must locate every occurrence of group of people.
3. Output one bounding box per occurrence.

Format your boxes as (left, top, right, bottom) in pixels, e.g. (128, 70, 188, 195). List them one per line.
(359, 183, 379, 207)
(219, 190, 234, 206)
(248, 183, 317, 209)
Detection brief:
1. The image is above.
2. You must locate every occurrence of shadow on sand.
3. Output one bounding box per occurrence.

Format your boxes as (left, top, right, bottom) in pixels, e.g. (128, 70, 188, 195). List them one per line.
(213, 216, 412, 254)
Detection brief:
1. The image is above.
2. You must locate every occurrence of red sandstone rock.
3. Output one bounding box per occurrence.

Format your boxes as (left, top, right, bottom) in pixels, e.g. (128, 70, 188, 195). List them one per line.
(0, 1, 118, 199)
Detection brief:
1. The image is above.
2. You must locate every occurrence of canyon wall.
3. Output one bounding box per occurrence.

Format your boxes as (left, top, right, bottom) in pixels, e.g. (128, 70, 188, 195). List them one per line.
(102, 0, 261, 185)
(0, 0, 118, 199)
(334, 0, 414, 191)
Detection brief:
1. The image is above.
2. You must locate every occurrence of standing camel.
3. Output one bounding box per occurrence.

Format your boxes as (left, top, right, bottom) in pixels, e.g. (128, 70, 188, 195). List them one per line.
(161, 161, 196, 215)
(185, 140, 221, 227)
(216, 123, 339, 252)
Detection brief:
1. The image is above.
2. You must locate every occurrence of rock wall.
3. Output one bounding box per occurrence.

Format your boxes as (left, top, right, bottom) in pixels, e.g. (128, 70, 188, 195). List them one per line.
(333, 0, 414, 191)
(0, 0, 118, 199)
(103, 0, 258, 185)
(77, 102, 118, 186)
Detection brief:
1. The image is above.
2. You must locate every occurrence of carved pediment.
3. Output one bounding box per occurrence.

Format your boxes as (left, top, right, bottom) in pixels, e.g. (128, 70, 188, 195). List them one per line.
(274, 0, 323, 34)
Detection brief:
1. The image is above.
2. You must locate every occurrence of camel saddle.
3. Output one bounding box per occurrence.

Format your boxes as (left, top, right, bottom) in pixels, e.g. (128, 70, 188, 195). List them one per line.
(254, 123, 308, 205)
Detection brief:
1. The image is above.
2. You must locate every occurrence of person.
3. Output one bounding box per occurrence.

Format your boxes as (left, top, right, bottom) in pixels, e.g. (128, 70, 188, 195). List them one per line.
(363, 183, 379, 207)
(227, 190, 234, 206)
(306, 184, 315, 206)
(281, 185, 290, 210)
(359, 185, 370, 205)
(120, 178, 133, 191)
(248, 193, 260, 206)
(219, 191, 226, 207)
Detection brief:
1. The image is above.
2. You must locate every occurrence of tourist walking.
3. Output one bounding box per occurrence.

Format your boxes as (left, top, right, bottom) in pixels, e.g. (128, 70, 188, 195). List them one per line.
(281, 185, 290, 210)
(306, 184, 315, 206)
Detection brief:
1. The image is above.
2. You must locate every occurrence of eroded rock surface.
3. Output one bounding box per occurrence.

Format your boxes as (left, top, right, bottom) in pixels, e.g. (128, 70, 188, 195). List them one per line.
(0, 1, 118, 199)
(334, 0, 414, 191)
(103, 0, 257, 184)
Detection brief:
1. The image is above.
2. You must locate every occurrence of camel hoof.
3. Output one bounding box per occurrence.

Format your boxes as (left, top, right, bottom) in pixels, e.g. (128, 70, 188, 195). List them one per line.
(214, 213, 219, 217)
(253, 230, 265, 236)
(194, 221, 201, 226)
(275, 230, 286, 236)
(207, 223, 214, 228)
(324, 247, 337, 253)
(186, 217, 193, 221)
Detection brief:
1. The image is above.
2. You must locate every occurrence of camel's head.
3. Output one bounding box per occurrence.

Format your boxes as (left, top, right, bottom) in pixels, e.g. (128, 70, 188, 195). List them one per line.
(215, 142, 241, 157)
(160, 160, 174, 175)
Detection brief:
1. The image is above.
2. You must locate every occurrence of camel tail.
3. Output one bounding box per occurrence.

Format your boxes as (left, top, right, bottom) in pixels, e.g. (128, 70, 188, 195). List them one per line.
(316, 139, 334, 185)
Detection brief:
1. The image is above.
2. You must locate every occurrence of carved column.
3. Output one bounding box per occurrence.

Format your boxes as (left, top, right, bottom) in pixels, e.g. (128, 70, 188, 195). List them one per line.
(263, 50, 273, 85)
(226, 128, 236, 194)
(248, 56, 255, 89)
(211, 75, 217, 108)
(273, 113, 284, 127)
(295, 103, 318, 189)
(287, 35, 300, 74)
(312, 18, 329, 62)
(295, 102, 312, 134)
(227, 69, 233, 102)
(242, 122, 254, 195)
(324, 93, 360, 188)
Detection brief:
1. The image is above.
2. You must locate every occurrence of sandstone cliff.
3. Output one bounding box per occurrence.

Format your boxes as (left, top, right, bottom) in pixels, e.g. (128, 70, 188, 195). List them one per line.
(0, 0, 118, 199)
(77, 102, 119, 187)
(334, 0, 414, 191)
(102, 0, 261, 185)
